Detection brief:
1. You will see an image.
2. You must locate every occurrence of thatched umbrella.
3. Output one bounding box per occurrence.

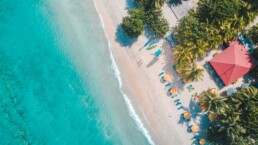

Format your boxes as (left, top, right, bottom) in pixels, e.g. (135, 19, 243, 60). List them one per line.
(191, 125, 199, 133)
(164, 74, 171, 81)
(183, 112, 191, 119)
(199, 138, 206, 145)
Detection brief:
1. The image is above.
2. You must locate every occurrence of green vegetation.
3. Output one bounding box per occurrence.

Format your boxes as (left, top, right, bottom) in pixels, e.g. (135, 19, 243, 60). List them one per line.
(121, 0, 169, 38)
(249, 66, 258, 78)
(199, 90, 227, 113)
(246, 24, 258, 47)
(176, 61, 204, 83)
(144, 10, 169, 38)
(197, 0, 240, 25)
(202, 87, 258, 145)
(121, 9, 145, 38)
(172, 0, 258, 83)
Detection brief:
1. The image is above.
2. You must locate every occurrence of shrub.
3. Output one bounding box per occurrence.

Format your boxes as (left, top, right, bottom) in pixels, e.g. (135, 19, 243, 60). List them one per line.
(121, 9, 145, 38)
(144, 10, 169, 38)
(121, 16, 144, 38)
(197, 0, 240, 24)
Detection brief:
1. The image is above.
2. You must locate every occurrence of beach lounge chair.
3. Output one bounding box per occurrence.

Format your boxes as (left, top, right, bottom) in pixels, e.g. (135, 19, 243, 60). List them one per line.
(174, 99, 180, 102)
(177, 106, 184, 110)
(172, 64, 179, 74)
(187, 85, 192, 89)
(159, 71, 164, 76)
(209, 69, 215, 75)
(176, 102, 181, 106)
(149, 40, 157, 46)
(147, 44, 157, 50)
(144, 40, 151, 47)
(205, 63, 210, 69)
(165, 83, 171, 87)
(215, 77, 220, 82)
(219, 82, 224, 88)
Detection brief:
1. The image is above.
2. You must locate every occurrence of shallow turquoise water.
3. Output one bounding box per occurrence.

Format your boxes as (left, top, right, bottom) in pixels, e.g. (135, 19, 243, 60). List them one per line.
(0, 0, 150, 144)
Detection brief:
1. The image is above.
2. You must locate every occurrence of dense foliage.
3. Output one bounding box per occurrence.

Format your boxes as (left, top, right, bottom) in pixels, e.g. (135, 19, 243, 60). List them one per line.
(197, 0, 240, 25)
(199, 90, 227, 113)
(172, 0, 258, 83)
(144, 10, 169, 38)
(121, 9, 145, 38)
(247, 24, 258, 47)
(121, 0, 169, 38)
(203, 87, 258, 145)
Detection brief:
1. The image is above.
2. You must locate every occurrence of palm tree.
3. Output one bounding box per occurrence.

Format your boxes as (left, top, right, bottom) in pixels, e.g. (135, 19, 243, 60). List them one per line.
(173, 45, 192, 64)
(199, 90, 227, 113)
(239, 0, 258, 25)
(181, 61, 204, 82)
(193, 39, 209, 59)
(207, 25, 223, 49)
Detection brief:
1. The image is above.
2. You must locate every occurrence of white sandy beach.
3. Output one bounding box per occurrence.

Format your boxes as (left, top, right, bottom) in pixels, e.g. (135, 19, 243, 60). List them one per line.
(94, 0, 250, 144)
(95, 0, 195, 144)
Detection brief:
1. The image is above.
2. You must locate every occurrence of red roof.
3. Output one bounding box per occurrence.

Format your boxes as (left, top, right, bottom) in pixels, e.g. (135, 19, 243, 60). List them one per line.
(210, 41, 256, 86)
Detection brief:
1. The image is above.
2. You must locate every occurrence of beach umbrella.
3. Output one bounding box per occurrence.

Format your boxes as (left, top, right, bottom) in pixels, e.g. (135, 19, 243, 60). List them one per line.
(170, 87, 177, 94)
(164, 74, 170, 81)
(191, 125, 199, 132)
(199, 138, 206, 145)
(183, 112, 191, 119)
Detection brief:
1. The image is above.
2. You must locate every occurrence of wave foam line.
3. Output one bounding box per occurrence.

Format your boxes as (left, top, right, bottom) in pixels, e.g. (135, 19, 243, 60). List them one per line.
(93, 1, 154, 145)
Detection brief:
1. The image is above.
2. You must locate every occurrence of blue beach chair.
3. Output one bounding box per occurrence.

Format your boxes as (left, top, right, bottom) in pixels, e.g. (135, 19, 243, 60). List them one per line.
(159, 71, 165, 76)
(176, 102, 181, 106)
(187, 85, 193, 89)
(174, 99, 180, 102)
(177, 106, 184, 110)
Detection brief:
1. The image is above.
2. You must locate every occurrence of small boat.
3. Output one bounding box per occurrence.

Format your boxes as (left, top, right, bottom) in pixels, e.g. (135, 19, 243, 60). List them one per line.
(147, 44, 157, 50)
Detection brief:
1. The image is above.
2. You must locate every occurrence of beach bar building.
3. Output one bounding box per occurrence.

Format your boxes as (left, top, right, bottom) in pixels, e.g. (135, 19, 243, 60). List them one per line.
(209, 41, 256, 86)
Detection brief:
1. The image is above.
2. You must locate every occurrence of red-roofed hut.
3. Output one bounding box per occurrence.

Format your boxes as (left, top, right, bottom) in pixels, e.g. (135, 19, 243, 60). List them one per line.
(210, 41, 256, 86)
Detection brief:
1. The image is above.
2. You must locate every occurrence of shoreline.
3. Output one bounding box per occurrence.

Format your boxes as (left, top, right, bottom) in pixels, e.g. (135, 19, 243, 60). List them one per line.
(94, 0, 194, 144)
(93, 1, 155, 144)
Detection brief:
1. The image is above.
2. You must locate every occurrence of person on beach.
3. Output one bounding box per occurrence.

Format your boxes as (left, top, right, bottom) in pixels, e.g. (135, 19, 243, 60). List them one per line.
(137, 60, 142, 67)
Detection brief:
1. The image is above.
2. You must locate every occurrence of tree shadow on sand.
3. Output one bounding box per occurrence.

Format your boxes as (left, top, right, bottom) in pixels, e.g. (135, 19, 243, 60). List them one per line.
(188, 99, 202, 120)
(168, 0, 183, 7)
(146, 56, 159, 67)
(190, 115, 210, 145)
(178, 113, 191, 126)
(115, 26, 137, 47)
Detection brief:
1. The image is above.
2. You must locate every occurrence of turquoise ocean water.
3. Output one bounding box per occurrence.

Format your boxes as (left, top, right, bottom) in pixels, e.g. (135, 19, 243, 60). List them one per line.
(0, 0, 151, 144)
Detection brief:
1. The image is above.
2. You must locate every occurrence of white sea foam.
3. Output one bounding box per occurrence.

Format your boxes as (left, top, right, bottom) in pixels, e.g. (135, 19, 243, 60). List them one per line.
(93, 1, 154, 145)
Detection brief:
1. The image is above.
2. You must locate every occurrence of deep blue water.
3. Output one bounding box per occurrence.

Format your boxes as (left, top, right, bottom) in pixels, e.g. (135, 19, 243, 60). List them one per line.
(0, 0, 150, 145)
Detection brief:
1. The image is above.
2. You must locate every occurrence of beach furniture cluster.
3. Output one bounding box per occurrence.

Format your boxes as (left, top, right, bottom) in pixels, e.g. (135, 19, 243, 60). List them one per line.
(159, 72, 184, 110)
(144, 39, 164, 57)
(159, 71, 208, 144)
